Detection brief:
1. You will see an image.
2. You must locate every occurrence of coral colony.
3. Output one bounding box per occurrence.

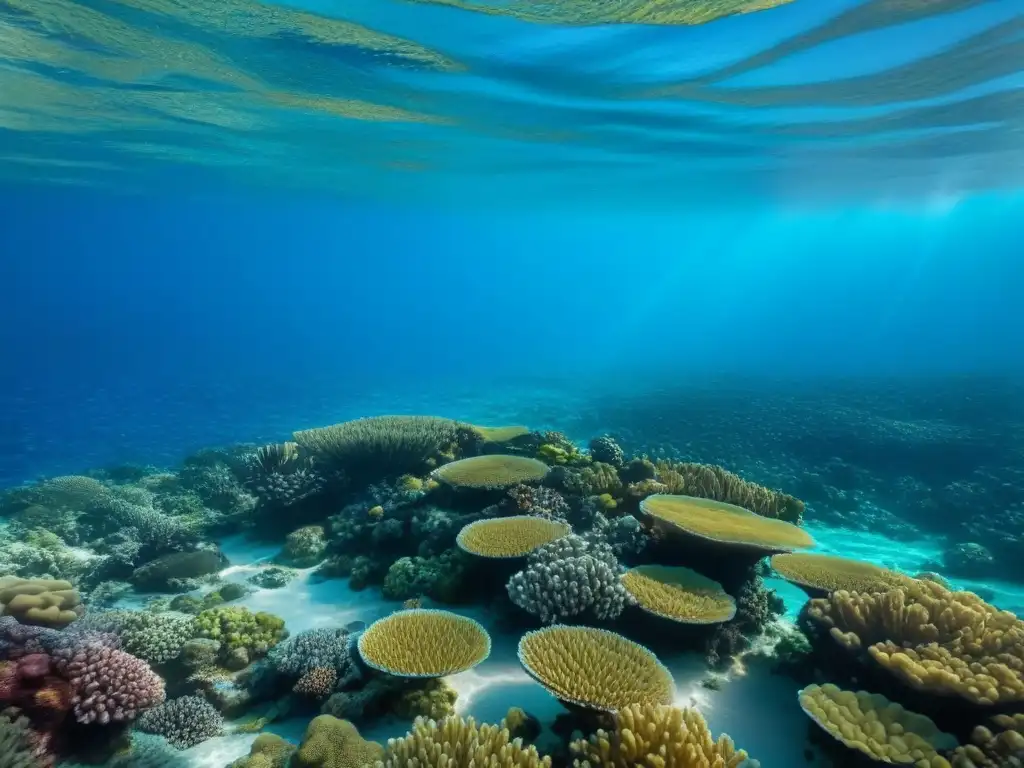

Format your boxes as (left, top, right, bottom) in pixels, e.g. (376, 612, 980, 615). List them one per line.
(0, 416, 1021, 768)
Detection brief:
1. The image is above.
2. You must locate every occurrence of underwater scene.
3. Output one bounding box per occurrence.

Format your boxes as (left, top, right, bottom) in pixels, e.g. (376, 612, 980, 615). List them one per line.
(3, 0, 1024, 768)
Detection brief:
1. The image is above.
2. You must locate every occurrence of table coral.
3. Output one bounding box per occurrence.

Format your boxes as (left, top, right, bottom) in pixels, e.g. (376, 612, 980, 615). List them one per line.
(357, 609, 490, 678)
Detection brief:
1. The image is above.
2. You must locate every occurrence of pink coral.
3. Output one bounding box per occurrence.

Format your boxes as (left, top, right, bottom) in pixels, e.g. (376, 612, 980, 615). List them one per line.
(55, 643, 165, 724)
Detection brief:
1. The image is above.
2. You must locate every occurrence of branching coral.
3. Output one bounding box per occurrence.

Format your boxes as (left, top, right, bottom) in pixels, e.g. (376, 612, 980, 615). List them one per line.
(506, 535, 632, 623)
(119, 612, 196, 665)
(54, 641, 165, 724)
(357, 610, 490, 678)
(807, 579, 1024, 705)
(571, 703, 752, 768)
(639, 495, 815, 552)
(433, 456, 549, 489)
(771, 552, 910, 596)
(456, 516, 570, 559)
(376, 712, 551, 768)
(798, 683, 956, 767)
(136, 695, 224, 749)
(621, 566, 736, 625)
(653, 461, 804, 524)
(517, 626, 674, 712)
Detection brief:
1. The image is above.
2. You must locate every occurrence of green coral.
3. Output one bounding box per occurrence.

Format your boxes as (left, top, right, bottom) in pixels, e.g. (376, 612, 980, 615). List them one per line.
(121, 611, 198, 665)
(381, 549, 468, 603)
(195, 606, 286, 666)
(228, 734, 296, 768)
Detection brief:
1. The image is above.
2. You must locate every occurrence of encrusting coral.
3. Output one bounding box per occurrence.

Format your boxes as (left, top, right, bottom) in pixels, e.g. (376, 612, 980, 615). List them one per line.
(798, 683, 956, 767)
(517, 626, 674, 712)
(0, 576, 82, 629)
(292, 715, 383, 768)
(621, 565, 737, 625)
(376, 711, 551, 768)
(771, 552, 911, 596)
(432, 455, 550, 489)
(357, 609, 491, 677)
(639, 495, 815, 552)
(456, 516, 570, 559)
(806, 579, 1024, 705)
(571, 703, 754, 768)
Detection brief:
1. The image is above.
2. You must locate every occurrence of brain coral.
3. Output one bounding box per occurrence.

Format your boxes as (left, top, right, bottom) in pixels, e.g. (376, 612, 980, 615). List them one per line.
(432, 456, 549, 489)
(517, 626, 673, 712)
(293, 715, 383, 768)
(293, 416, 458, 474)
(358, 609, 490, 678)
(456, 516, 570, 559)
(620, 566, 736, 624)
(807, 579, 1024, 706)
(798, 683, 956, 767)
(571, 703, 753, 768)
(376, 713, 551, 768)
(639, 494, 815, 552)
(771, 552, 911, 596)
(0, 576, 81, 629)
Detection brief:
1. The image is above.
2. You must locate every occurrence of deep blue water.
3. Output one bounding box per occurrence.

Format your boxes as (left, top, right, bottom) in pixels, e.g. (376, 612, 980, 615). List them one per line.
(2, 186, 1023, 484)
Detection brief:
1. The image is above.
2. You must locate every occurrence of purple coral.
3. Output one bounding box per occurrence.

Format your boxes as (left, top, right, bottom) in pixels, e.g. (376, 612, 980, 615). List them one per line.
(54, 642, 165, 724)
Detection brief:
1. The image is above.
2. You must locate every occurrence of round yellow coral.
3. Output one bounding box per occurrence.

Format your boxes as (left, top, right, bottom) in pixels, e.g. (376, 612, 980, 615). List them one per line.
(620, 566, 736, 624)
(293, 715, 383, 768)
(798, 683, 955, 767)
(456, 516, 570, 559)
(432, 455, 549, 489)
(358, 609, 491, 678)
(771, 552, 911, 596)
(517, 626, 674, 713)
(639, 494, 815, 552)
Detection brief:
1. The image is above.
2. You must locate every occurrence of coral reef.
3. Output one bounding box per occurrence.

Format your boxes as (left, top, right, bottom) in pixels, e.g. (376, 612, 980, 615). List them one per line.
(588, 436, 624, 468)
(0, 715, 44, 768)
(517, 626, 674, 712)
(229, 733, 296, 768)
(136, 695, 224, 749)
(277, 526, 328, 568)
(770, 552, 910, 596)
(456, 516, 570, 559)
(433, 455, 550, 489)
(292, 715, 383, 768)
(357, 610, 490, 678)
(265, 627, 359, 691)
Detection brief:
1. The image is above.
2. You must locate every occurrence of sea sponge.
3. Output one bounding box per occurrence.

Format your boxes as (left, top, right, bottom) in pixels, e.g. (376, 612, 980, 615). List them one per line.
(293, 715, 383, 768)
(798, 683, 956, 767)
(0, 576, 81, 629)
(807, 579, 1024, 705)
(771, 552, 911, 596)
(470, 425, 531, 443)
(653, 461, 805, 524)
(376, 712, 551, 768)
(294, 416, 459, 474)
(357, 609, 490, 678)
(639, 495, 815, 552)
(621, 566, 736, 624)
(456, 516, 570, 559)
(517, 626, 674, 712)
(432, 455, 549, 489)
(571, 703, 752, 768)
(950, 714, 1024, 767)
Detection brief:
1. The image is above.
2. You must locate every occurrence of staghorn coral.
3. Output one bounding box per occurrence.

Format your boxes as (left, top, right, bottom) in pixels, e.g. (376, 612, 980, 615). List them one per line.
(571, 703, 753, 768)
(771, 552, 911, 596)
(950, 714, 1024, 767)
(433, 455, 549, 489)
(639, 495, 815, 552)
(294, 416, 459, 476)
(456, 516, 570, 559)
(0, 576, 81, 629)
(0, 715, 40, 768)
(807, 579, 1024, 705)
(376, 712, 550, 768)
(653, 461, 804, 524)
(293, 715, 383, 768)
(517, 626, 674, 712)
(798, 683, 956, 767)
(54, 641, 165, 724)
(357, 609, 490, 678)
(136, 695, 224, 749)
(506, 534, 632, 624)
(621, 566, 736, 625)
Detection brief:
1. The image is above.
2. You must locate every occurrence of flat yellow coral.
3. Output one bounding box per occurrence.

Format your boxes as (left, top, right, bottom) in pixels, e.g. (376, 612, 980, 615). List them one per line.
(771, 552, 911, 595)
(571, 703, 753, 768)
(517, 626, 674, 713)
(639, 494, 815, 552)
(358, 609, 490, 678)
(470, 425, 531, 443)
(456, 516, 570, 559)
(621, 566, 736, 624)
(432, 455, 549, 489)
(798, 683, 955, 767)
